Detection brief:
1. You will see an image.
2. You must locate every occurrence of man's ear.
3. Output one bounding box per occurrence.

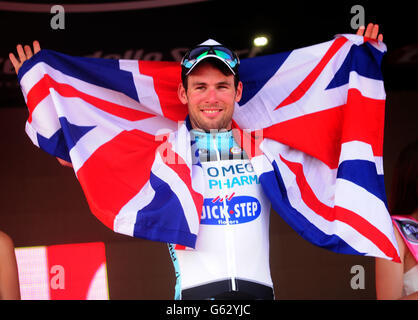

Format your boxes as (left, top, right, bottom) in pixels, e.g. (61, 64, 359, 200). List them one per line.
(235, 81, 243, 103)
(177, 83, 188, 104)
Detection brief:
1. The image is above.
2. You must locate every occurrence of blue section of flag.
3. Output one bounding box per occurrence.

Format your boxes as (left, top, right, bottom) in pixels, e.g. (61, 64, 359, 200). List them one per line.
(37, 117, 95, 162)
(326, 44, 384, 90)
(18, 49, 140, 102)
(37, 130, 71, 162)
(239, 51, 291, 105)
(260, 161, 363, 256)
(59, 117, 96, 151)
(134, 172, 195, 247)
(337, 159, 387, 206)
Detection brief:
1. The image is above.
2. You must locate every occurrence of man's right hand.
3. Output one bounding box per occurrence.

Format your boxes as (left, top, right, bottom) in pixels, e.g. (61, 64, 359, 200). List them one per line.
(10, 41, 72, 169)
(9, 40, 41, 75)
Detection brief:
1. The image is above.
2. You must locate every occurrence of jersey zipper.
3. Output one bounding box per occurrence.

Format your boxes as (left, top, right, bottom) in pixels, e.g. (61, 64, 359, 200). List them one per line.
(211, 134, 237, 291)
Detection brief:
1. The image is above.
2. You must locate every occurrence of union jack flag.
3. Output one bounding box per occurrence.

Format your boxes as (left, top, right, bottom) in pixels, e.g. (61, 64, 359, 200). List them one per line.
(18, 34, 400, 261)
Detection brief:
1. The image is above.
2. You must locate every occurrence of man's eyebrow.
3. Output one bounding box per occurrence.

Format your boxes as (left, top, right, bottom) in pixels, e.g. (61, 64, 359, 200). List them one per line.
(190, 81, 232, 87)
(190, 81, 208, 87)
(216, 81, 232, 86)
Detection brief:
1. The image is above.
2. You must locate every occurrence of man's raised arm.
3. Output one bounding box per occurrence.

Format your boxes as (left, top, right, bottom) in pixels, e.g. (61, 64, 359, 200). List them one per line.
(10, 41, 73, 168)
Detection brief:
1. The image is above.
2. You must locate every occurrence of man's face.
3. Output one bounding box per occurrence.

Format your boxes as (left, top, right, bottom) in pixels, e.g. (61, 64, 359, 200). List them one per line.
(178, 61, 242, 131)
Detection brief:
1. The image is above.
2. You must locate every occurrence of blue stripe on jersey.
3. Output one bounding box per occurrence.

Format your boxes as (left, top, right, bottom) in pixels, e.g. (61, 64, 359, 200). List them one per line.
(167, 243, 182, 300)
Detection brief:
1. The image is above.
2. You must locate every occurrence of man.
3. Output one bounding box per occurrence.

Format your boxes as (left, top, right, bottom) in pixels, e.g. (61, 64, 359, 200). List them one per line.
(9, 23, 384, 300)
(172, 39, 273, 299)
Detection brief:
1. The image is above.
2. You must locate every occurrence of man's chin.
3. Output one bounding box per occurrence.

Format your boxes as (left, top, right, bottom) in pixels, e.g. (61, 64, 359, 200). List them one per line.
(200, 122, 230, 132)
(190, 115, 232, 132)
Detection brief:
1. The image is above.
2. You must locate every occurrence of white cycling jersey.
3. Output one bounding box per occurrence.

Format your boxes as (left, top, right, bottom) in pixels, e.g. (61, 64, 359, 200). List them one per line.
(168, 129, 273, 299)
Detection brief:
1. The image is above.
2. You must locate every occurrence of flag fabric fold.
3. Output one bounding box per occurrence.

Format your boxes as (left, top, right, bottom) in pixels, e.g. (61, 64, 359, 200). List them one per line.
(17, 34, 400, 261)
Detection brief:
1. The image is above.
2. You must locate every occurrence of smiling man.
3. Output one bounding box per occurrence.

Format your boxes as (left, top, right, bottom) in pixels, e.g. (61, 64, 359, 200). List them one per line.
(168, 39, 275, 300)
(177, 39, 242, 132)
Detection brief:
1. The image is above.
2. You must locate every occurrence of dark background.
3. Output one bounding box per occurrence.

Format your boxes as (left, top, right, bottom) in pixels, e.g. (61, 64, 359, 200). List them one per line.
(0, 0, 417, 299)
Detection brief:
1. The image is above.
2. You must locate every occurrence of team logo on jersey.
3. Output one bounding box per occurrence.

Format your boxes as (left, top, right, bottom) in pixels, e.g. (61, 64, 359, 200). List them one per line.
(200, 193, 261, 225)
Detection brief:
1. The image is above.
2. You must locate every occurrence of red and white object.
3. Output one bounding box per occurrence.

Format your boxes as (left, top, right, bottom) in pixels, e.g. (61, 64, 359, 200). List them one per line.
(15, 242, 109, 300)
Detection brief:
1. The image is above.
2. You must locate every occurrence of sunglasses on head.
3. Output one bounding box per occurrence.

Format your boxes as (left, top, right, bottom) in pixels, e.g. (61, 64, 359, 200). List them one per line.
(181, 45, 240, 76)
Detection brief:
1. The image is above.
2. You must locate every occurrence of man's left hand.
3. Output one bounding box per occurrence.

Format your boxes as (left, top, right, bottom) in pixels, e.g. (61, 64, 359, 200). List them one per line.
(356, 23, 383, 41)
